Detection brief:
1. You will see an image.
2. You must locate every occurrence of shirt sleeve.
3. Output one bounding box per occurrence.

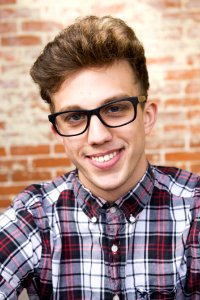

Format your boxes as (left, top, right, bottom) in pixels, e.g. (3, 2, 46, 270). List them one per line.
(183, 179, 200, 296)
(0, 205, 42, 299)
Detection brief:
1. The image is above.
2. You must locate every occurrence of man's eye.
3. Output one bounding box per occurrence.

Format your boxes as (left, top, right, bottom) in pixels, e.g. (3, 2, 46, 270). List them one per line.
(61, 112, 86, 123)
(105, 103, 129, 114)
(107, 105, 121, 113)
(69, 113, 83, 121)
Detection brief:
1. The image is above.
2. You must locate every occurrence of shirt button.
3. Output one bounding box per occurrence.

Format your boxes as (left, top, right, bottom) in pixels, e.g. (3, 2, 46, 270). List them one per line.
(113, 295, 120, 300)
(111, 244, 118, 253)
(110, 206, 116, 214)
(91, 216, 97, 223)
(129, 215, 136, 223)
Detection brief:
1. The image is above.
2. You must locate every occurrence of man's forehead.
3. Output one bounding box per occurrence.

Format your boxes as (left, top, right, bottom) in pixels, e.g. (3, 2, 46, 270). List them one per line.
(55, 93, 132, 113)
(52, 60, 141, 112)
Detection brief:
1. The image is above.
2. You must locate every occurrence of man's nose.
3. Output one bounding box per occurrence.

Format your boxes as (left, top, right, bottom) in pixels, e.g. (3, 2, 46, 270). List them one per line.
(87, 115, 113, 145)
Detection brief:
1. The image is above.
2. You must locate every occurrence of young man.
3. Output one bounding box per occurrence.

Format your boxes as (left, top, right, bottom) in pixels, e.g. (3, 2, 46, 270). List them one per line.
(0, 15, 199, 300)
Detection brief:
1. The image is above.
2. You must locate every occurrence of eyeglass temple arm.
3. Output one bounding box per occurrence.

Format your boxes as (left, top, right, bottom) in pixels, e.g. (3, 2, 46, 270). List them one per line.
(138, 96, 147, 103)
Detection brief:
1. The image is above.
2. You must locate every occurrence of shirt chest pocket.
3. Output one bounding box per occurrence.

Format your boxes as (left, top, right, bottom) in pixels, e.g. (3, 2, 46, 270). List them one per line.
(136, 288, 176, 299)
(125, 262, 178, 299)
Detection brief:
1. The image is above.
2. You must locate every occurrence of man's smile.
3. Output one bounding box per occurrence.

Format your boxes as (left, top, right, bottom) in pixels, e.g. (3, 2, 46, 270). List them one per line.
(85, 148, 124, 170)
(91, 151, 117, 163)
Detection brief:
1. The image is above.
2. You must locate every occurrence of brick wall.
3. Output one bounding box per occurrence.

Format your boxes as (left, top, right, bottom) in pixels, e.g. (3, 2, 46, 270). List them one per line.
(1, 0, 200, 208)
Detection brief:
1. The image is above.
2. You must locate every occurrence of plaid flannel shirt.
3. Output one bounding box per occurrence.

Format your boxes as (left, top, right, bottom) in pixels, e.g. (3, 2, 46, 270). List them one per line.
(0, 164, 200, 300)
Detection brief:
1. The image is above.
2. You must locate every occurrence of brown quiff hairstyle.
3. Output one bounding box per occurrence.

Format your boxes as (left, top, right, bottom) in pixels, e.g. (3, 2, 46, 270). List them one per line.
(30, 15, 149, 112)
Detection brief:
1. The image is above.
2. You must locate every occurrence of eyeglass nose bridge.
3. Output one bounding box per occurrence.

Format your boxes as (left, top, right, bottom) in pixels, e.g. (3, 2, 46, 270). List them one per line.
(85, 106, 109, 130)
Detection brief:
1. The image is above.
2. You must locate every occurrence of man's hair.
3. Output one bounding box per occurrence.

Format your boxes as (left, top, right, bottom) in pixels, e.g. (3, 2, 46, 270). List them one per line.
(30, 15, 149, 112)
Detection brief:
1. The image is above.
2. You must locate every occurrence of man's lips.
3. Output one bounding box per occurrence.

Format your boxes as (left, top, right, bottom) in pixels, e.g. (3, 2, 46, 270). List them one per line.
(91, 151, 117, 163)
(86, 149, 123, 166)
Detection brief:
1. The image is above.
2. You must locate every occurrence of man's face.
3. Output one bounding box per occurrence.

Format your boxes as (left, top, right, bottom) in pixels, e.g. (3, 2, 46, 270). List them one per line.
(52, 60, 156, 201)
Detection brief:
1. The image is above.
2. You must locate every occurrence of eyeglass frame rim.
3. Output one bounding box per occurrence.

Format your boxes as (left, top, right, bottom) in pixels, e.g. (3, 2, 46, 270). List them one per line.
(48, 95, 147, 137)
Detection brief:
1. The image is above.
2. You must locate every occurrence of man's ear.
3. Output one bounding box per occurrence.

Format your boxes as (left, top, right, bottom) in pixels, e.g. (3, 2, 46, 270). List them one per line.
(143, 101, 157, 135)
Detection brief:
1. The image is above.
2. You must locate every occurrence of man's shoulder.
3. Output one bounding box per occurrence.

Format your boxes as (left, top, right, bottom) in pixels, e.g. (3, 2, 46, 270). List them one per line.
(0, 170, 77, 233)
(153, 165, 200, 180)
(152, 165, 200, 197)
(12, 169, 77, 211)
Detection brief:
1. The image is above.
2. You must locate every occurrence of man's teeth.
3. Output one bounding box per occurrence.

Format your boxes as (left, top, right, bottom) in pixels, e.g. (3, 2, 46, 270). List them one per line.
(92, 151, 117, 163)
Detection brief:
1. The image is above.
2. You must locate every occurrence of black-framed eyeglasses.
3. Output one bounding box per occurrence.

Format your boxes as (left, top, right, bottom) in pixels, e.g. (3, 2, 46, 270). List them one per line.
(48, 96, 147, 137)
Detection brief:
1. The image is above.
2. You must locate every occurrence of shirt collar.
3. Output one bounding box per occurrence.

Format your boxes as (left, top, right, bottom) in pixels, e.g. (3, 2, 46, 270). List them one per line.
(72, 164, 154, 222)
(116, 163, 155, 221)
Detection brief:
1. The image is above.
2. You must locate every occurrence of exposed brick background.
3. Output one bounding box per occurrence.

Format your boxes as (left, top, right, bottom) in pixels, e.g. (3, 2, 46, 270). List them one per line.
(1, 0, 200, 208)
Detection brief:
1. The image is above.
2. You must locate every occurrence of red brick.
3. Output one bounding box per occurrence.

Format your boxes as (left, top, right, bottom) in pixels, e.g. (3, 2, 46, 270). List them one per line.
(165, 98, 200, 107)
(137, 0, 181, 9)
(191, 164, 200, 175)
(0, 147, 6, 156)
(186, 24, 200, 38)
(0, 8, 36, 19)
(1, 63, 29, 73)
(165, 69, 200, 80)
(147, 56, 174, 64)
(163, 12, 200, 25)
(166, 152, 200, 161)
(158, 111, 186, 122)
(0, 199, 12, 208)
(190, 138, 200, 148)
(185, 0, 200, 8)
(0, 185, 26, 195)
(32, 157, 71, 168)
(0, 173, 7, 181)
(187, 110, 200, 119)
(56, 170, 68, 177)
(54, 144, 65, 154)
(146, 137, 184, 150)
(158, 82, 181, 95)
(163, 0, 181, 8)
(164, 124, 187, 132)
(160, 27, 183, 40)
(187, 53, 200, 65)
(2, 35, 41, 46)
(10, 145, 50, 155)
(12, 170, 51, 182)
(190, 13, 200, 22)
(0, 0, 16, 4)
(0, 22, 16, 33)
(0, 159, 28, 169)
(91, 3, 125, 14)
(0, 121, 5, 129)
(185, 82, 200, 94)
(165, 162, 187, 170)
(22, 21, 62, 32)
(189, 125, 200, 134)
(0, 50, 16, 62)
(146, 153, 161, 164)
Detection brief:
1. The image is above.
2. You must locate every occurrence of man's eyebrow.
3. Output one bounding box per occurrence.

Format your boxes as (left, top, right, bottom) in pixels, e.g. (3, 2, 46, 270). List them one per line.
(101, 94, 130, 105)
(58, 105, 83, 112)
(58, 94, 131, 113)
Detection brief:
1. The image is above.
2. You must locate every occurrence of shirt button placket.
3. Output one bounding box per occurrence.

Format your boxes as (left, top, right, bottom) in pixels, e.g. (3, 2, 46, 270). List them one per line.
(111, 244, 118, 254)
(110, 206, 117, 214)
(107, 205, 121, 294)
(129, 214, 136, 223)
(91, 216, 97, 223)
